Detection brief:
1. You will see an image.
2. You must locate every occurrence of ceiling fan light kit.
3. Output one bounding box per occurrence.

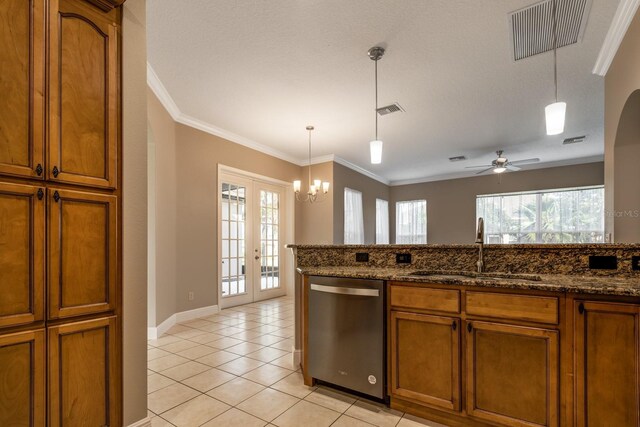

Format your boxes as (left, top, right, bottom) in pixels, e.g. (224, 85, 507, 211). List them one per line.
(465, 150, 540, 175)
(368, 46, 385, 164)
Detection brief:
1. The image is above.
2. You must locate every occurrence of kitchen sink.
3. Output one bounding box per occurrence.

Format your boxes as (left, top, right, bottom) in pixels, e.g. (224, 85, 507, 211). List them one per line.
(406, 270, 542, 281)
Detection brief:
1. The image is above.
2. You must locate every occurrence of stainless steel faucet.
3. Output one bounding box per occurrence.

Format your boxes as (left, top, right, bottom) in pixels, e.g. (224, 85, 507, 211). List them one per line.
(476, 217, 484, 273)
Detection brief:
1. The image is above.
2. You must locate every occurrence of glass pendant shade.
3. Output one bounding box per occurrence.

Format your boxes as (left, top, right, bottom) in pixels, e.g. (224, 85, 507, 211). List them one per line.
(293, 180, 301, 192)
(370, 140, 383, 164)
(322, 182, 330, 193)
(545, 101, 566, 135)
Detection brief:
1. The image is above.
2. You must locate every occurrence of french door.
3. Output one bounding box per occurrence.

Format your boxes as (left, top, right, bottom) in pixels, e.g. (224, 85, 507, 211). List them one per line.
(219, 172, 288, 308)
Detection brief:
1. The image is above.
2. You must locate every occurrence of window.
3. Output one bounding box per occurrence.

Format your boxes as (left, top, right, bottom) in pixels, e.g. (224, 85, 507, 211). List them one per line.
(476, 186, 604, 244)
(344, 188, 364, 244)
(396, 200, 427, 243)
(376, 199, 389, 244)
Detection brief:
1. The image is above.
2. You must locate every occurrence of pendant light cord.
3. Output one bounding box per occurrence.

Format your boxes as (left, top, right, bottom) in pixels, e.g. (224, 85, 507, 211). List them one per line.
(375, 58, 378, 140)
(308, 128, 312, 187)
(552, 0, 558, 102)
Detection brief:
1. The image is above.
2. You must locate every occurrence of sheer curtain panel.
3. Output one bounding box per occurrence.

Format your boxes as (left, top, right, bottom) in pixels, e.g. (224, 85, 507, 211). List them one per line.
(376, 199, 389, 244)
(395, 200, 427, 243)
(344, 188, 364, 244)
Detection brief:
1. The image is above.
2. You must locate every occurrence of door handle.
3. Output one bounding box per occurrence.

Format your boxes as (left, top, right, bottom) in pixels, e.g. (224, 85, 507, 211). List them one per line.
(255, 255, 260, 260)
(310, 284, 379, 297)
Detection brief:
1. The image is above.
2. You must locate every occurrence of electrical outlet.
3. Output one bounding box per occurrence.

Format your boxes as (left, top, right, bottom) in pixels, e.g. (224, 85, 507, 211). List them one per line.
(632, 256, 640, 271)
(588, 255, 617, 270)
(188, 291, 194, 301)
(356, 252, 369, 262)
(396, 253, 412, 264)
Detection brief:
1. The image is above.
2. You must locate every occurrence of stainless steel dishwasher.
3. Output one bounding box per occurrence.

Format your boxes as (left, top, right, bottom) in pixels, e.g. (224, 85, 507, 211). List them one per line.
(308, 276, 385, 399)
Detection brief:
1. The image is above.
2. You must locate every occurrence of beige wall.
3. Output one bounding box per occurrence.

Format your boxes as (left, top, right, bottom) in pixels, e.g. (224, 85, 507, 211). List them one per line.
(295, 162, 334, 244)
(606, 9, 640, 242)
(332, 163, 390, 244)
(389, 162, 604, 244)
(122, 0, 148, 424)
(148, 90, 177, 325)
(173, 124, 301, 312)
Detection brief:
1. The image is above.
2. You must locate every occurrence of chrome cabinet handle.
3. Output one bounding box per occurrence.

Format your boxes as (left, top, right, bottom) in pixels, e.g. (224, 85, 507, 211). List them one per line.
(310, 283, 379, 297)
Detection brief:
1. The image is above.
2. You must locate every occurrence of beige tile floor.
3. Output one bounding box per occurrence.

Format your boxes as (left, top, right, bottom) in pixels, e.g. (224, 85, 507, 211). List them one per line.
(148, 296, 448, 427)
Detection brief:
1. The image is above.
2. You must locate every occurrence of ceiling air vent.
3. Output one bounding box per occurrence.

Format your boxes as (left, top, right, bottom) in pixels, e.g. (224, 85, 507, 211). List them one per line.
(377, 103, 404, 116)
(509, 0, 592, 61)
(563, 135, 586, 144)
(449, 155, 467, 162)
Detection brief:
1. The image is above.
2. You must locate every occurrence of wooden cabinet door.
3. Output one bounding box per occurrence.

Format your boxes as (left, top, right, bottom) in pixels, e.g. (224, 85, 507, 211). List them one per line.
(0, 182, 45, 328)
(48, 0, 118, 188)
(466, 321, 559, 427)
(390, 311, 461, 411)
(48, 317, 118, 427)
(0, 0, 45, 179)
(48, 188, 117, 319)
(0, 329, 45, 427)
(575, 301, 640, 427)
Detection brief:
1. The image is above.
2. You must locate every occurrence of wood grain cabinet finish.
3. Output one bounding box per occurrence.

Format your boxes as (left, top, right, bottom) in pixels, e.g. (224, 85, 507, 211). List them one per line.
(390, 311, 461, 411)
(0, 329, 46, 427)
(48, 188, 117, 319)
(574, 301, 640, 427)
(0, 182, 45, 329)
(48, 0, 118, 189)
(466, 321, 559, 427)
(48, 317, 117, 427)
(0, 0, 45, 179)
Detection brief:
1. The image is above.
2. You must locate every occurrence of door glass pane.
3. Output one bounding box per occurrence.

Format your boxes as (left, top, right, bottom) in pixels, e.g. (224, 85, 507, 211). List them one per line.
(260, 190, 280, 290)
(221, 182, 247, 297)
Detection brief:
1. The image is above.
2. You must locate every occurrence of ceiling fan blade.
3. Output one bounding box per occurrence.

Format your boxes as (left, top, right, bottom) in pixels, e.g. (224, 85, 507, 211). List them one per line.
(506, 164, 521, 171)
(475, 167, 495, 175)
(509, 158, 540, 165)
(465, 164, 493, 169)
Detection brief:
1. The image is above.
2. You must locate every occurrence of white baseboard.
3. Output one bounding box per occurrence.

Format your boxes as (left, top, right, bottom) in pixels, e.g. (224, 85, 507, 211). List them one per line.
(292, 346, 301, 369)
(148, 305, 220, 340)
(127, 416, 151, 427)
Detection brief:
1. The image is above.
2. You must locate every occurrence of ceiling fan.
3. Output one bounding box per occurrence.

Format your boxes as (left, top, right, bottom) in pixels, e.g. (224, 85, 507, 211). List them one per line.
(465, 150, 540, 174)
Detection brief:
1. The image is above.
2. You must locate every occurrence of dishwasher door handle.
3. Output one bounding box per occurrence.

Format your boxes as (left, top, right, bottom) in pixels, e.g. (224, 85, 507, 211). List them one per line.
(310, 283, 380, 297)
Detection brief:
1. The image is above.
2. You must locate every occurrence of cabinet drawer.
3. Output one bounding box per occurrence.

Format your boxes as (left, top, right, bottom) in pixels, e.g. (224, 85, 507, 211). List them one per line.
(466, 291, 558, 325)
(391, 285, 460, 313)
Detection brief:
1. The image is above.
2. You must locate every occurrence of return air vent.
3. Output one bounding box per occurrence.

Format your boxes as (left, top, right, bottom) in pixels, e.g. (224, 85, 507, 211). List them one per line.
(377, 103, 404, 116)
(563, 135, 586, 144)
(449, 155, 467, 162)
(509, 0, 592, 61)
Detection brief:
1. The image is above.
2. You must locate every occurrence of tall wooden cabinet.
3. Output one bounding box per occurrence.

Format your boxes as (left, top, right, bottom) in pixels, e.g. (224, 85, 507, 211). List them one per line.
(0, 0, 124, 425)
(574, 301, 640, 426)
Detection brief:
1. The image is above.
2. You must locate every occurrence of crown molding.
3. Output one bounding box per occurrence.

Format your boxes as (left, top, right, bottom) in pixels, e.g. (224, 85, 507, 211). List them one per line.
(332, 156, 390, 185)
(147, 62, 392, 185)
(592, 0, 640, 76)
(147, 63, 302, 165)
(388, 156, 604, 186)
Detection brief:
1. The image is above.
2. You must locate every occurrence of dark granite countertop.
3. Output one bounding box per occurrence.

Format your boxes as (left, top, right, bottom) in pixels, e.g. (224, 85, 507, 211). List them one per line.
(297, 267, 640, 297)
(287, 243, 640, 250)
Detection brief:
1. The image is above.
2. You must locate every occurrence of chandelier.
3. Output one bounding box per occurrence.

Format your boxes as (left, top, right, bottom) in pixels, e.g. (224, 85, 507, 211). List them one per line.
(293, 126, 330, 203)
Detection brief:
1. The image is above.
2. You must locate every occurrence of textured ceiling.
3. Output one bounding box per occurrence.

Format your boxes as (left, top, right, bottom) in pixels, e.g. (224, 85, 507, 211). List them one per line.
(147, 0, 618, 184)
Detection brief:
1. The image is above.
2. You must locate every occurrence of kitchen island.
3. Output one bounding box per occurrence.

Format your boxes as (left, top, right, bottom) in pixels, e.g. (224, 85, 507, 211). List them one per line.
(290, 244, 640, 427)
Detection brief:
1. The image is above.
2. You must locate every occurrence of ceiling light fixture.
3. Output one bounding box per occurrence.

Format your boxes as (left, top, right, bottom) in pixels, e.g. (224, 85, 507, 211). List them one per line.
(545, 0, 566, 136)
(293, 126, 330, 203)
(368, 46, 385, 164)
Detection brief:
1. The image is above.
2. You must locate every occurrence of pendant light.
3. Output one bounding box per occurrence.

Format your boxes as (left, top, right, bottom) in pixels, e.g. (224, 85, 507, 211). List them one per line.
(293, 126, 330, 203)
(545, 0, 566, 135)
(368, 46, 385, 164)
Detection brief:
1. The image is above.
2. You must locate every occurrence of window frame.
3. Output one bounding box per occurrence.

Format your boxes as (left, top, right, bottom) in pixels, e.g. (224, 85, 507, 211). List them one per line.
(344, 187, 365, 244)
(476, 185, 605, 244)
(395, 199, 428, 244)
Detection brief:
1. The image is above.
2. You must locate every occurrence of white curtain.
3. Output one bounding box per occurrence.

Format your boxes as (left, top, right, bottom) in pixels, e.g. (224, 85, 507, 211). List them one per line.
(396, 200, 427, 243)
(376, 199, 389, 244)
(344, 188, 364, 244)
